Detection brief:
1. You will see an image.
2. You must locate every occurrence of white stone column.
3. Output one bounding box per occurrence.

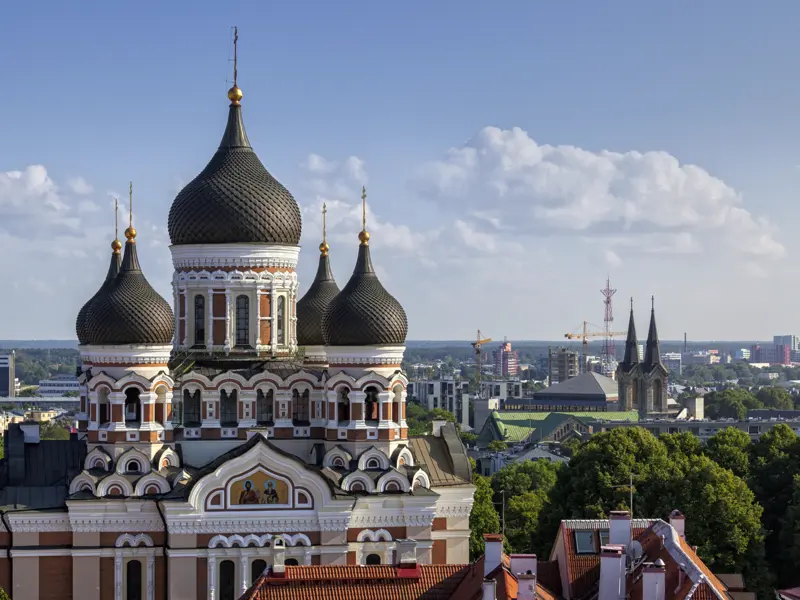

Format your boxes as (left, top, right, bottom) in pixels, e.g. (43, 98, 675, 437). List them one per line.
(270, 292, 278, 349)
(114, 553, 123, 600)
(224, 290, 232, 352)
(172, 280, 180, 350)
(350, 391, 367, 428)
(207, 287, 214, 349)
(239, 390, 257, 427)
(239, 555, 249, 596)
(107, 391, 126, 431)
(378, 391, 392, 427)
(208, 555, 216, 600)
(202, 391, 221, 428)
(274, 391, 292, 426)
(255, 288, 262, 349)
(147, 553, 155, 600)
(326, 390, 339, 428)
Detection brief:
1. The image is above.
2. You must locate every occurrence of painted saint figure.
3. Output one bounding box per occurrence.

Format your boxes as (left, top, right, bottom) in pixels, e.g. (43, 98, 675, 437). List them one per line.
(238, 480, 260, 504)
(261, 480, 279, 504)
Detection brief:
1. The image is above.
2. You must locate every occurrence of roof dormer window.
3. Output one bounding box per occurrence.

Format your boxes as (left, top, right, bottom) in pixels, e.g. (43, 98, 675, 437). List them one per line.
(574, 530, 596, 554)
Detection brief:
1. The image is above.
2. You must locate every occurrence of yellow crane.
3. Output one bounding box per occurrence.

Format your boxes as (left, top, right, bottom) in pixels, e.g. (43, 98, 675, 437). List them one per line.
(564, 321, 626, 372)
(472, 330, 492, 397)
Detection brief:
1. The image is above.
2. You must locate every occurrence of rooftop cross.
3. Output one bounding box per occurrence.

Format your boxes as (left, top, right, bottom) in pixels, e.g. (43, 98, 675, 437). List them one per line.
(358, 186, 370, 246)
(125, 181, 136, 241)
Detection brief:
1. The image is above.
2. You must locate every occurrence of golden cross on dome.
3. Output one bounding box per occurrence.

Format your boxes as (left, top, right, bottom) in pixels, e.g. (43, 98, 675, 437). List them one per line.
(228, 27, 243, 104)
(125, 181, 137, 241)
(319, 203, 330, 256)
(358, 186, 370, 246)
(111, 198, 122, 254)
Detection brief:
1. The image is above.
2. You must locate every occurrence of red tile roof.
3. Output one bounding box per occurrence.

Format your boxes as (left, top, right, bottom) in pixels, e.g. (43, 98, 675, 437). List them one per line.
(240, 564, 481, 600)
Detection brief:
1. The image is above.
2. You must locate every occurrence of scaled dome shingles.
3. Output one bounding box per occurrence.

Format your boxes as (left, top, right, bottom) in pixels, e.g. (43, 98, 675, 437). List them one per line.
(296, 253, 340, 346)
(322, 244, 408, 346)
(167, 103, 302, 246)
(76, 251, 121, 345)
(85, 241, 175, 345)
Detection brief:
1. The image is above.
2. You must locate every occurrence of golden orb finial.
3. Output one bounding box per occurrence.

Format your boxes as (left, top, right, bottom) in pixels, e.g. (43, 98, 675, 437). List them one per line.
(319, 241, 330, 256)
(228, 85, 242, 104)
(111, 238, 122, 253)
(358, 230, 370, 245)
(125, 227, 137, 241)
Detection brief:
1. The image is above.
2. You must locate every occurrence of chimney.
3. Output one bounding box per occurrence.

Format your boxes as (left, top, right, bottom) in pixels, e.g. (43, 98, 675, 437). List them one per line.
(7, 424, 25, 485)
(510, 554, 537, 578)
(272, 537, 286, 577)
(395, 539, 418, 568)
(481, 579, 497, 600)
(669, 510, 685, 540)
(517, 572, 537, 600)
(609, 510, 631, 547)
(599, 545, 626, 600)
(483, 534, 504, 577)
(432, 420, 447, 437)
(19, 422, 40, 444)
(643, 559, 666, 600)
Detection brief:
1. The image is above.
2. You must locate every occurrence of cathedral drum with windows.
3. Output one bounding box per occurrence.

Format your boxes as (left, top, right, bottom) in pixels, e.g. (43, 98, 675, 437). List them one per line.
(0, 75, 475, 600)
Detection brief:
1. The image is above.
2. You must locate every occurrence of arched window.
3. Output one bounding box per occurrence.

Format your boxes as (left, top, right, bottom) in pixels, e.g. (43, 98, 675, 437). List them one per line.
(384, 481, 401, 493)
(276, 296, 286, 345)
(256, 389, 274, 424)
(365, 554, 382, 565)
(366, 458, 380, 469)
(285, 558, 299, 566)
(183, 390, 201, 427)
(97, 387, 110, 425)
(364, 386, 379, 423)
(236, 295, 250, 346)
(350, 481, 365, 493)
(126, 460, 140, 474)
(107, 485, 123, 497)
(126, 559, 142, 600)
(220, 389, 238, 426)
(337, 388, 350, 423)
(292, 389, 310, 423)
(124, 388, 141, 424)
(194, 295, 206, 347)
(219, 560, 236, 600)
(251, 559, 267, 584)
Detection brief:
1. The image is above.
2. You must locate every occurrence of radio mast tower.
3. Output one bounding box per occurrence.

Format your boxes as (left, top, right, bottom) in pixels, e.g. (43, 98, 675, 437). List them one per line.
(600, 278, 617, 377)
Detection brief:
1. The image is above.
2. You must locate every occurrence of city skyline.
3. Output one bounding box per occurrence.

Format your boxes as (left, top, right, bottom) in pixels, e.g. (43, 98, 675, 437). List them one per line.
(3, 1, 800, 340)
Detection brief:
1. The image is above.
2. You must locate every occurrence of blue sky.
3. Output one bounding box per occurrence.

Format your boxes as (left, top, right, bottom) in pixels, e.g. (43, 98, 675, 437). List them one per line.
(2, 1, 800, 341)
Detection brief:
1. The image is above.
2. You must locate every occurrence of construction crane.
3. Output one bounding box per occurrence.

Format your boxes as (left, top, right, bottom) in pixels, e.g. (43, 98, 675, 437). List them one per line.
(472, 330, 492, 398)
(565, 321, 626, 374)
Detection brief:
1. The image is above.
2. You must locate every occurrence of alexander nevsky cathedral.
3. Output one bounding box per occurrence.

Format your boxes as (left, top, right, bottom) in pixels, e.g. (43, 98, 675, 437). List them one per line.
(0, 55, 475, 599)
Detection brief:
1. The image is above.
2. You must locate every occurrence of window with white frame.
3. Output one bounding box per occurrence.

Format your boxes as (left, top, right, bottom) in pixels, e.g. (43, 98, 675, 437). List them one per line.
(276, 296, 286, 345)
(574, 530, 596, 554)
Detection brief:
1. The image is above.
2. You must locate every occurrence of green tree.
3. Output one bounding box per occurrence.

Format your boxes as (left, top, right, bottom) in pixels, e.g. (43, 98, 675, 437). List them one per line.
(756, 387, 794, 410)
(40, 422, 70, 440)
(504, 490, 547, 552)
(487, 440, 507, 453)
(777, 475, 800, 587)
(560, 437, 582, 458)
(469, 475, 500, 559)
(704, 389, 762, 420)
(704, 427, 751, 479)
(0, 585, 10, 600)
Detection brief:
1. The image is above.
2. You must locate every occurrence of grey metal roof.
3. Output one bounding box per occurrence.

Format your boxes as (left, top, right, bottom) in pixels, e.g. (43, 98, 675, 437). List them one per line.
(297, 253, 340, 346)
(86, 240, 174, 345)
(76, 250, 121, 345)
(535, 372, 618, 399)
(322, 243, 407, 346)
(168, 102, 302, 246)
(408, 423, 472, 487)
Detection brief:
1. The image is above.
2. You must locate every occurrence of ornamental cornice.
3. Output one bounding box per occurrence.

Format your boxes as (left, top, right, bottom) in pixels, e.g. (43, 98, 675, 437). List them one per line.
(349, 512, 434, 528)
(326, 356, 402, 366)
(436, 504, 474, 519)
(79, 346, 172, 366)
(69, 517, 165, 533)
(8, 515, 72, 532)
(166, 517, 338, 534)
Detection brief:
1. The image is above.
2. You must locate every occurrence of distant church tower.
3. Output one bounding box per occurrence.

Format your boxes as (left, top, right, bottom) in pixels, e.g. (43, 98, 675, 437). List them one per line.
(616, 297, 669, 416)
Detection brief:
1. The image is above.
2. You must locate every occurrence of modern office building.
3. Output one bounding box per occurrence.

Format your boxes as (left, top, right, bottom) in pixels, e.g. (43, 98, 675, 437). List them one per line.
(548, 347, 579, 385)
(492, 340, 519, 377)
(0, 353, 15, 398)
(38, 374, 80, 397)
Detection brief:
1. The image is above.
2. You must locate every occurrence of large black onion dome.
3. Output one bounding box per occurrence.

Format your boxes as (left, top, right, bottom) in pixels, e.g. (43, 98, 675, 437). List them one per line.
(297, 253, 340, 346)
(322, 243, 407, 346)
(86, 239, 174, 345)
(167, 100, 302, 245)
(76, 250, 121, 345)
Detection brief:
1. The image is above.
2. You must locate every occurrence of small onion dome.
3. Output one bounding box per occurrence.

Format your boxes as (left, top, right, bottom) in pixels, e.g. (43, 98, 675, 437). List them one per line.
(297, 248, 340, 346)
(85, 231, 174, 345)
(167, 86, 302, 246)
(76, 240, 122, 345)
(322, 236, 407, 346)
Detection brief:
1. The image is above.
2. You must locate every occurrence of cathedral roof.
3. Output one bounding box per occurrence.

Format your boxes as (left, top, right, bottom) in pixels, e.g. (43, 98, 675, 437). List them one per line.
(322, 235, 407, 347)
(642, 298, 664, 372)
(619, 301, 640, 373)
(76, 244, 121, 345)
(297, 247, 340, 346)
(167, 88, 302, 246)
(85, 235, 174, 346)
